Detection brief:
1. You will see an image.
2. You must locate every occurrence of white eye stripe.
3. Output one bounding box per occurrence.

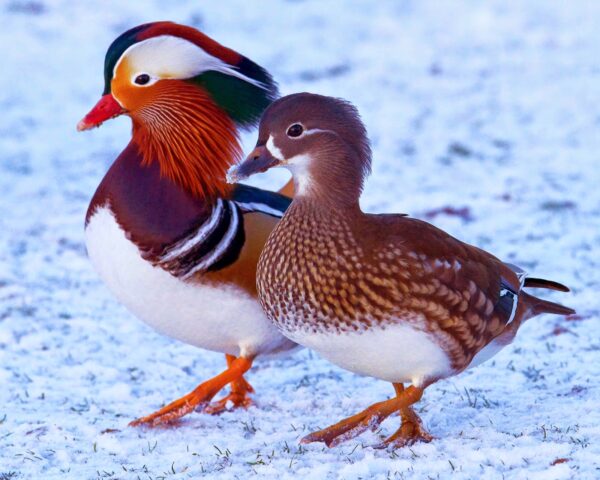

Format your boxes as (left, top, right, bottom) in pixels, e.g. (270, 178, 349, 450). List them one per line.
(114, 35, 268, 90)
(303, 127, 334, 136)
(286, 124, 335, 139)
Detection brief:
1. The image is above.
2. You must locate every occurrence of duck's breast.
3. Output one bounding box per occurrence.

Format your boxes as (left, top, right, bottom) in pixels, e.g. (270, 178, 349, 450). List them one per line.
(85, 204, 288, 357)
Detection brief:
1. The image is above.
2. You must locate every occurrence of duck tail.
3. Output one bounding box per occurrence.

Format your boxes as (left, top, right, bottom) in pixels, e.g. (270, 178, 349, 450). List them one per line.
(524, 277, 570, 292)
(520, 291, 575, 317)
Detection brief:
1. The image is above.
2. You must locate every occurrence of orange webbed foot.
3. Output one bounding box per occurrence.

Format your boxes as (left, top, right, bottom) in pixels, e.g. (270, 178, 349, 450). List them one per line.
(129, 355, 253, 428)
(129, 389, 211, 427)
(301, 385, 425, 448)
(301, 398, 399, 447)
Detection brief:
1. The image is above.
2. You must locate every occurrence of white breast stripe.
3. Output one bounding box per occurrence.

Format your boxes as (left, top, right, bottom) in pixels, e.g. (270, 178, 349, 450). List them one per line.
(160, 199, 224, 262)
(236, 201, 284, 217)
(182, 202, 240, 279)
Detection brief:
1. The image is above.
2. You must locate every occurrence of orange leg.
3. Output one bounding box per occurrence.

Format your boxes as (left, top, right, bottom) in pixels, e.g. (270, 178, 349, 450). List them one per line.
(374, 384, 433, 448)
(301, 385, 425, 448)
(203, 354, 255, 415)
(129, 356, 253, 427)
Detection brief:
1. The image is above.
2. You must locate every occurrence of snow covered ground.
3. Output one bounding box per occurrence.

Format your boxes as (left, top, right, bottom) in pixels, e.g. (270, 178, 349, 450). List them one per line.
(1, 0, 599, 478)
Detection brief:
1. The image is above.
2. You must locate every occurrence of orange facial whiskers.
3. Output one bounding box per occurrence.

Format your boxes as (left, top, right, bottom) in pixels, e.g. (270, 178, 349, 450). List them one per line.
(131, 81, 241, 199)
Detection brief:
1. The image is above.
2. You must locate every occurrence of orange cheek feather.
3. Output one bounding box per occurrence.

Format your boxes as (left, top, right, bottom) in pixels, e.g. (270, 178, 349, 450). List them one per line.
(111, 61, 149, 112)
(111, 63, 240, 199)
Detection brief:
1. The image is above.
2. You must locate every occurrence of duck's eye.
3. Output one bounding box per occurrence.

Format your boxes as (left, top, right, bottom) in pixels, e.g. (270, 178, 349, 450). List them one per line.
(287, 124, 304, 138)
(134, 74, 151, 86)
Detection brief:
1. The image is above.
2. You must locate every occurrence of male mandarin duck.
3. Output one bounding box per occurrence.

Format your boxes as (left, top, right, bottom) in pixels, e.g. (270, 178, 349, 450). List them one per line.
(227, 93, 575, 448)
(77, 21, 298, 427)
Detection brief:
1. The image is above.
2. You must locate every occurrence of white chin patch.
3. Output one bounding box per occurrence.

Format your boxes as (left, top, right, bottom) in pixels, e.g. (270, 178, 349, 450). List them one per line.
(285, 154, 314, 196)
(115, 35, 267, 89)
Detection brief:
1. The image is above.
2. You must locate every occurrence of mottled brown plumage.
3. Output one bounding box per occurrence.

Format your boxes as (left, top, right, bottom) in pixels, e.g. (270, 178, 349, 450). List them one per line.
(258, 200, 518, 372)
(228, 92, 575, 448)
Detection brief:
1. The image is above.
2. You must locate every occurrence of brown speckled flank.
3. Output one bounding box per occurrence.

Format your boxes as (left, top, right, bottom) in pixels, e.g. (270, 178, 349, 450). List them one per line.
(259, 198, 512, 372)
(232, 92, 575, 448)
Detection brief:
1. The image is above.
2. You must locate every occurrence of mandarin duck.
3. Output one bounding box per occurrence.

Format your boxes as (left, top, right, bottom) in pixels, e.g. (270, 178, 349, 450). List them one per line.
(77, 22, 298, 427)
(227, 93, 575, 448)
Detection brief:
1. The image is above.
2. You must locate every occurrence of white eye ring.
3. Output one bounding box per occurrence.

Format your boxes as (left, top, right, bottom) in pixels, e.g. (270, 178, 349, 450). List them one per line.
(286, 123, 304, 138)
(131, 73, 156, 87)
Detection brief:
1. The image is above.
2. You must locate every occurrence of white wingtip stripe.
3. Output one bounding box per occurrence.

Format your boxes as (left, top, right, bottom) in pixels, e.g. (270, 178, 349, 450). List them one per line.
(500, 288, 519, 326)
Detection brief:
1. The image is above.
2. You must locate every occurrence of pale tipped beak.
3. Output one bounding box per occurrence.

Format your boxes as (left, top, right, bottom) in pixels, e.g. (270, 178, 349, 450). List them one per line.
(77, 93, 125, 131)
(226, 145, 281, 184)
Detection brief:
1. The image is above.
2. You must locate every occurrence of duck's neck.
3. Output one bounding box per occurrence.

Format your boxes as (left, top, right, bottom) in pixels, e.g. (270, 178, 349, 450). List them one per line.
(288, 194, 362, 231)
(131, 82, 241, 200)
(289, 150, 365, 213)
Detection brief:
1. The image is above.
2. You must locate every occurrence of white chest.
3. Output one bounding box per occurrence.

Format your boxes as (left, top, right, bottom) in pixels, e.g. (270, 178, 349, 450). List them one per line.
(84, 206, 288, 357)
(286, 320, 454, 387)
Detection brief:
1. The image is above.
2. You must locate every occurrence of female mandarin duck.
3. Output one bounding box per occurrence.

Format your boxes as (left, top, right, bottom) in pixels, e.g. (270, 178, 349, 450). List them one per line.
(77, 22, 298, 427)
(228, 93, 575, 448)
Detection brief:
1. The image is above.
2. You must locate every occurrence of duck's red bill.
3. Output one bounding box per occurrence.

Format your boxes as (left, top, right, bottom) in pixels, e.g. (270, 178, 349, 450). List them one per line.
(77, 94, 125, 131)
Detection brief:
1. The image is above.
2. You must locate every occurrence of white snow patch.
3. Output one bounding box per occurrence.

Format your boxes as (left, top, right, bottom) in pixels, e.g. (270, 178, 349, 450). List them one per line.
(0, 1, 598, 478)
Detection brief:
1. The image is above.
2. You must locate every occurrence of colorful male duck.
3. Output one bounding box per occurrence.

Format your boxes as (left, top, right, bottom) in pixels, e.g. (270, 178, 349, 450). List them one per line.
(78, 22, 297, 426)
(228, 93, 575, 448)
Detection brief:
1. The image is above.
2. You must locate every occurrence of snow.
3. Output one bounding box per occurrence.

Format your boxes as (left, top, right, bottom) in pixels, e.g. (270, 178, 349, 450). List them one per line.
(1, 0, 599, 478)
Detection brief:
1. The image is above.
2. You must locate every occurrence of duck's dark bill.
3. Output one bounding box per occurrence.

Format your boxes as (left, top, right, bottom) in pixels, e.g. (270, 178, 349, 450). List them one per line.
(227, 145, 280, 183)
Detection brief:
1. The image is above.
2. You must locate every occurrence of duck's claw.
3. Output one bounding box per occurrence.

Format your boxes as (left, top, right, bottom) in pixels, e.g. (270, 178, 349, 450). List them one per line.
(203, 376, 255, 415)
